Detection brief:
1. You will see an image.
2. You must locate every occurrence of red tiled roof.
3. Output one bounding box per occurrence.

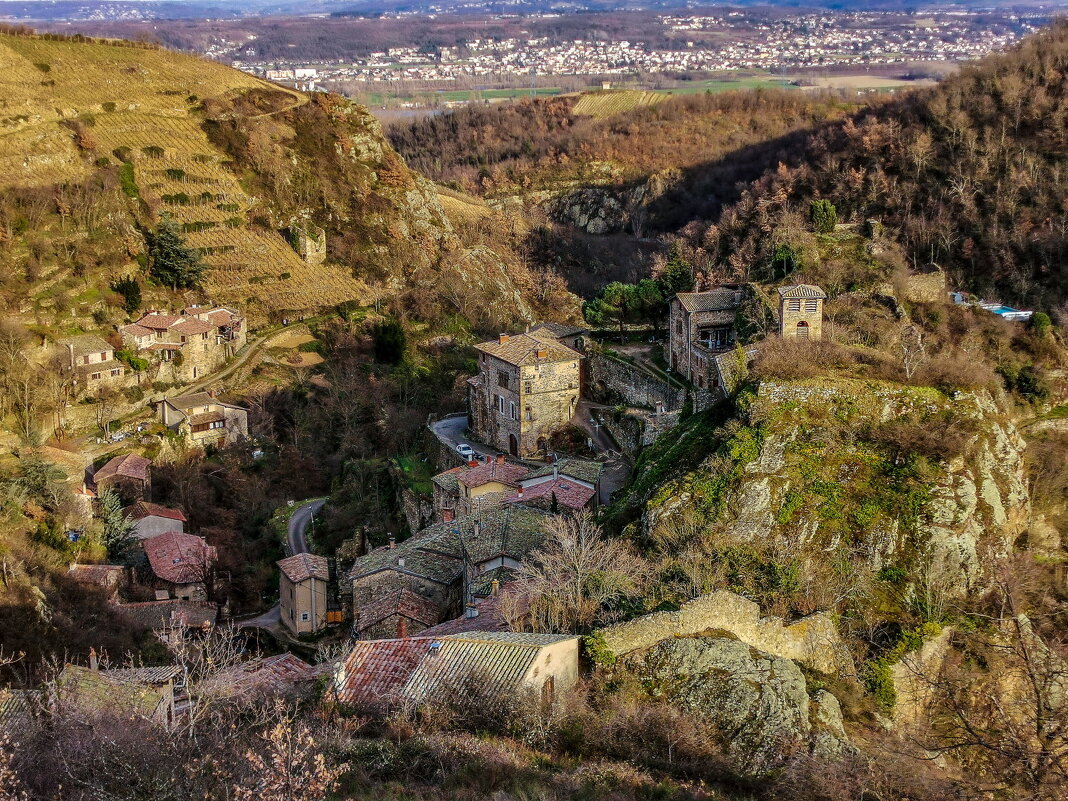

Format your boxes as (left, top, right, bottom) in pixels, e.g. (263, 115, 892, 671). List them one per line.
(200, 653, 314, 699)
(142, 532, 215, 585)
(277, 553, 329, 583)
(135, 313, 182, 330)
(456, 460, 529, 490)
(114, 599, 218, 630)
(173, 318, 214, 336)
(356, 589, 441, 633)
(506, 477, 596, 510)
(336, 638, 433, 706)
(419, 586, 522, 637)
(121, 324, 155, 338)
(94, 453, 151, 484)
(207, 309, 237, 326)
(126, 501, 186, 523)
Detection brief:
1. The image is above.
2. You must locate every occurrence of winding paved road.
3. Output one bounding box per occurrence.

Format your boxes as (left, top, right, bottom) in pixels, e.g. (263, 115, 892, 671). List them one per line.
(239, 497, 325, 629)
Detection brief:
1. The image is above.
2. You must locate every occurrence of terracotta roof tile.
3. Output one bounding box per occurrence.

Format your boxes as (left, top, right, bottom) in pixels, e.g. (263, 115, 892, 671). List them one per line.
(456, 460, 528, 490)
(357, 588, 442, 633)
(142, 532, 215, 585)
(277, 553, 330, 583)
(778, 284, 827, 300)
(507, 477, 596, 510)
(200, 653, 314, 699)
(94, 453, 151, 483)
(173, 318, 214, 336)
(135, 313, 182, 330)
(474, 333, 581, 367)
(126, 502, 187, 523)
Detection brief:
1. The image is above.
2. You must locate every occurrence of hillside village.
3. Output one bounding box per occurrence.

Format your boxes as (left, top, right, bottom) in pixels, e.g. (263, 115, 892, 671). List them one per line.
(5, 21, 1068, 801)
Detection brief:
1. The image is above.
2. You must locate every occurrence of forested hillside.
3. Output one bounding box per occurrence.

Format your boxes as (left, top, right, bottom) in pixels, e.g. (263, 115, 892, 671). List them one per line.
(682, 21, 1068, 307)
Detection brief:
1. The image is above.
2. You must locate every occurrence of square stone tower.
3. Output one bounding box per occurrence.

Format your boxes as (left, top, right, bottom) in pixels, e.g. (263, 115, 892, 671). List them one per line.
(778, 284, 827, 340)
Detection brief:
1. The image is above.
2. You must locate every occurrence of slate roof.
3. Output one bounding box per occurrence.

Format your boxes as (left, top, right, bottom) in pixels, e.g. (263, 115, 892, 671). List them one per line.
(474, 333, 581, 367)
(126, 501, 187, 523)
(277, 553, 330, 583)
(56, 665, 167, 720)
(142, 532, 215, 585)
(523, 458, 603, 486)
(115, 599, 218, 630)
(94, 453, 151, 483)
(348, 507, 550, 584)
(57, 334, 112, 358)
(675, 288, 743, 313)
(356, 588, 442, 632)
(508, 477, 596, 510)
(528, 322, 588, 339)
(778, 284, 827, 300)
(335, 632, 575, 708)
(431, 466, 464, 493)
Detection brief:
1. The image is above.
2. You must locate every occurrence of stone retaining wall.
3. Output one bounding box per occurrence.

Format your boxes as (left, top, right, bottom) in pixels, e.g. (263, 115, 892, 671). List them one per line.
(597, 590, 852, 675)
(587, 351, 685, 412)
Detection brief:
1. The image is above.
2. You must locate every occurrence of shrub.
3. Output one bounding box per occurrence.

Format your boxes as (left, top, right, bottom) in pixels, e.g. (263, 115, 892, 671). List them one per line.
(102, 101, 117, 112)
(110, 276, 141, 314)
(279, 271, 291, 280)
(122, 385, 145, 403)
(94, 156, 111, 168)
(34, 62, 50, 73)
(371, 319, 407, 364)
(1031, 311, 1052, 337)
(118, 162, 138, 198)
(116, 349, 149, 372)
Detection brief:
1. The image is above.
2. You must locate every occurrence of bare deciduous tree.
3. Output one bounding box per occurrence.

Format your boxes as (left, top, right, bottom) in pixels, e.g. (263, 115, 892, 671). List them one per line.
(511, 511, 650, 633)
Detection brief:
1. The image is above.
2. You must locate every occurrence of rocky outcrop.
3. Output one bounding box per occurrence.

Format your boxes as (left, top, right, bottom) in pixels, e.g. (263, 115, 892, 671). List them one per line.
(647, 378, 1030, 599)
(635, 636, 851, 775)
(597, 590, 851, 675)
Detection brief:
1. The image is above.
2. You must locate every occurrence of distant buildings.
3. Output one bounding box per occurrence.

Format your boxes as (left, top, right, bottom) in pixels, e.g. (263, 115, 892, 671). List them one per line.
(120, 306, 245, 384)
(158, 392, 248, 448)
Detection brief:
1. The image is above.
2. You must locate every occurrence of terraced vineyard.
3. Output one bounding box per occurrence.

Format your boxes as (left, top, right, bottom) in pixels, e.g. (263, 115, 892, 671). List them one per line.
(571, 90, 668, 118)
(0, 34, 372, 312)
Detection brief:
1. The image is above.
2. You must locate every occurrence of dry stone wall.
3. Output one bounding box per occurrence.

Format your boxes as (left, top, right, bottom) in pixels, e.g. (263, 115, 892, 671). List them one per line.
(597, 590, 852, 675)
(587, 351, 685, 412)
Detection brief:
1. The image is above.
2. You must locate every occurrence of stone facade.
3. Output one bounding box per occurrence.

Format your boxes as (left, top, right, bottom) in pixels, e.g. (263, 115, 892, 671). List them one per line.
(587, 350, 685, 412)
(469, 332, 582, 457)
(595, 590, 852, 675)
(120, 306, 245, 385)
(667, 286, 746, 392)
(54, 334, 131, 398)
(292, 225, 327, 265)
(778, 284, 827, 341)
(159, 392, 248, 449)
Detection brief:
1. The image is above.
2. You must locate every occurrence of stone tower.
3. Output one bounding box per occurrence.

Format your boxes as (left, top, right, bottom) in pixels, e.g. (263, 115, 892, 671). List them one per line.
(777, 284, 827, 341)
(291, 225, 327, 265)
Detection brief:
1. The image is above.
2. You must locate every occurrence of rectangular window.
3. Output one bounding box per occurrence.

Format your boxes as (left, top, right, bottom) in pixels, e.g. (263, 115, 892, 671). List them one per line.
(301, 612, 310, 622)
(110, 369, 121, 377)
(805, 299, 819, 314)
(100, 351, 107, 360)
(510, 402, 518, 421)
(497, 395, 505, 414)
(525, 407, 533, 421)
(787, 299, 801, 313)
(497, 370, 509, 389)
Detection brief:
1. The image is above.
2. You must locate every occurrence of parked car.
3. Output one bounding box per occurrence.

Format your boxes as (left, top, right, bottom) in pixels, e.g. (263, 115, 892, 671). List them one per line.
(456, 443, 476, 460)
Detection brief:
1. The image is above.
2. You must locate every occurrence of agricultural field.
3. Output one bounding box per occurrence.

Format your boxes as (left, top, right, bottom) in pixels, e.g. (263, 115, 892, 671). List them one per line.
(0, 34, 372, 313)
(571, 90, 667, 118)
(435, 188, 495, 226)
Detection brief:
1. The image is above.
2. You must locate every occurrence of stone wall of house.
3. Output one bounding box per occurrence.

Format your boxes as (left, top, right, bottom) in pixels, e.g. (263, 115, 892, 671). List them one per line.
(596, 590, 852, 675)
(294, 225, 327, 265)
(779, 297, 824, 341)
(517, 358, 581, 455)
(587, 351, 685, 412)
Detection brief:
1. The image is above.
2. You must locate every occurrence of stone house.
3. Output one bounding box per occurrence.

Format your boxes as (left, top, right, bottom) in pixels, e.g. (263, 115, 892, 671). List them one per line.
(432, 456, 603, 523)
(431, 455, 530, 523)
(354, 588, 441, 640)
(468, 331, 582, 457)
(67, 563, 125, 600)
(120, 306, 245, 384)
(667, 286, 746, 391)
(93, 452, 152, 502)
(347, 506, 549, 633)
(158, 392, 248, 448)
(124, 501, 187, 540)
(141, 531, 216, 602)
(277, 552, 332, 635)
(778, 285, 827, 340)
(56, 663, 179, 729)
(334, 632, 580, 711)
(55, 334, 128, 397)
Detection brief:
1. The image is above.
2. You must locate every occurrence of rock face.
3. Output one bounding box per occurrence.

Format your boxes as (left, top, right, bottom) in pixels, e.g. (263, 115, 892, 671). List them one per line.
(647, 378, 1030, 599)
(597, 590, 852, 675)
(635, 637, 851, 775)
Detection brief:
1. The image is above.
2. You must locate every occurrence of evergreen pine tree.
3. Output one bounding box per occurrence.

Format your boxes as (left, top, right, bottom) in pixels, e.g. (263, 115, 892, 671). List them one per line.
(99, 487, 135, 560)
(148, 215, 206, 289)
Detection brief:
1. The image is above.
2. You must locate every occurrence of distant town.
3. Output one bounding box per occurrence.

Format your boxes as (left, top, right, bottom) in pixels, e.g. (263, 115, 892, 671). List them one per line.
(220, 10, 1040, 94)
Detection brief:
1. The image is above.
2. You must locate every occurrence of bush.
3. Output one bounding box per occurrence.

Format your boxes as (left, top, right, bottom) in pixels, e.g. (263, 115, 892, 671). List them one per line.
(122, 385, 145, 403)
(102, 101, 117, 112)
(110, 276, 141, 314)
(371, 319, 406, 364)
(118, 162, 138, 198)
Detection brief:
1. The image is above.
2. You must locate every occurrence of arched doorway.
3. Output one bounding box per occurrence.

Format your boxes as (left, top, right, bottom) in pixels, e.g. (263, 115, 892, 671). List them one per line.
(509, 434, 519, 456)
(537, 436, 548, 453)
(796, 321, 810, 340)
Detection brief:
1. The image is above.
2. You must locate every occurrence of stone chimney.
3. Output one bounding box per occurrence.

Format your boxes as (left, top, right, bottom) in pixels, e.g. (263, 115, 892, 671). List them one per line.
(499, 333, 510, 344)
(398, 556, 406, 567)
(517, 486, 524, 500)
(465, 604, 479, 619)
(491, 579, 500, 597)
(388, 535, 396, 549)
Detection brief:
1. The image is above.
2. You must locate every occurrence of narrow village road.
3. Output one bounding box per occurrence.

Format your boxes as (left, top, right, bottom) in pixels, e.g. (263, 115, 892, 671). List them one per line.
(238, 497, 325, 630)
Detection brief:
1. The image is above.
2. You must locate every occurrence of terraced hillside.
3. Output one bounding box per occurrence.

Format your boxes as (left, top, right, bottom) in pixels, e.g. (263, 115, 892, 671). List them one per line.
(0, 35, 393, 313)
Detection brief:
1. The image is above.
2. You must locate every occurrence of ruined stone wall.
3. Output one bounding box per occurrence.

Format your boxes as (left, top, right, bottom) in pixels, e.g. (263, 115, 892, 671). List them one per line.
(587, 351, 685, 412)
(605, 407, 683, 459)
(596, 590, 852, 675)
